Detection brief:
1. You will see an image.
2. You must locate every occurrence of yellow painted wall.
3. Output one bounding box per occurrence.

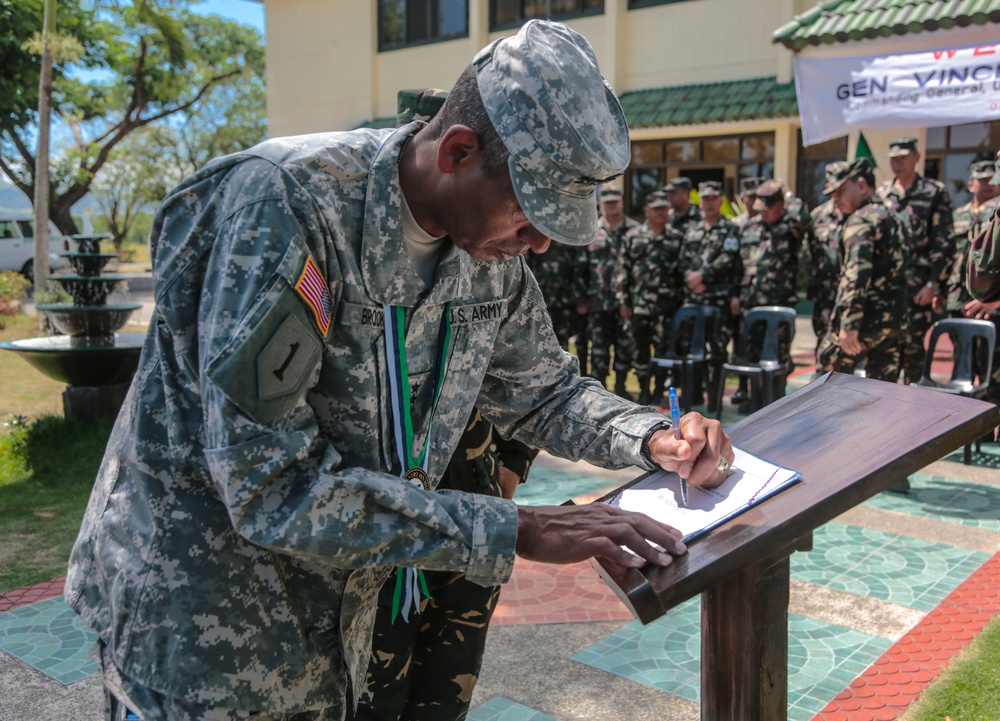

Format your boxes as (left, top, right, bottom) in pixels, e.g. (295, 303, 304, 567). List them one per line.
(264, 0, 798, 137)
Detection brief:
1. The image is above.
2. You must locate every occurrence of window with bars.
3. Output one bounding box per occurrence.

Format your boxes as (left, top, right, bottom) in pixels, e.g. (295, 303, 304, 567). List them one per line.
(378, 0, 469, 52)
(490, 0, 604, 31)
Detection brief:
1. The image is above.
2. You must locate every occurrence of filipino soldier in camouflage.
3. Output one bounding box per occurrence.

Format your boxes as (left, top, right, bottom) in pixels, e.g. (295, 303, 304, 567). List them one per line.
(817, 158, 909, 381)
(577, 186, 639, 393)
(616, 191, 686, 404)
(877, 136, 955, 384)
(527, 240, 588, 374)
(347, 90, 539, 721)
(731, 176, 764, 233)
(733, 180, 800, 409)
(351, 409, 537, 721)
(68, 20, 732, 721)
(943, 160, 999, 316)
(940, 159, 1000, 404)
(967, 155, 1000, 304)
(665, 176, 703, 238)
(679, 181, 741, 411)
(728, 176, 764, 405)
(808, 179, 846, 350)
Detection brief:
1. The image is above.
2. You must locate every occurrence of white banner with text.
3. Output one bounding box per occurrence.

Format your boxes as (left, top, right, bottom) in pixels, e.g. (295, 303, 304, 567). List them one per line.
(795, 42, 1000, 146)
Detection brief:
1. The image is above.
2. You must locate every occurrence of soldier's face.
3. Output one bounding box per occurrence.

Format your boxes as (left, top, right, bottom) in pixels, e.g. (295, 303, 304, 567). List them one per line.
(668, 188, 689, 209)
(700, 195, 722, 216)
(890, 152, 919, 178)
(759, 203, 784, 225)
(601, 199, 623, 218)
(971, 179, 999, 204)
(446, 166, 552, 262)
(833, 179, 864, 215)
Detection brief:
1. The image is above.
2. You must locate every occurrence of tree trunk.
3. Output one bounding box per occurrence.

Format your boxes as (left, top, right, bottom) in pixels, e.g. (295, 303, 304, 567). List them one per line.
(33, 41, 53, 294)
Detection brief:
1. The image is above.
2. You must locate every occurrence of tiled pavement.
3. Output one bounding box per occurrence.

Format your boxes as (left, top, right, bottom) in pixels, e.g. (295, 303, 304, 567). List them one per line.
(2, 320, 999, 721)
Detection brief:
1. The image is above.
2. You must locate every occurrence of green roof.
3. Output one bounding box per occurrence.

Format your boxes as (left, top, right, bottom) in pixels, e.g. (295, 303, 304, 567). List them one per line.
(355, 77, 798, 132)
(774, 0, 1000, 51)
(617, 77, 799, 129)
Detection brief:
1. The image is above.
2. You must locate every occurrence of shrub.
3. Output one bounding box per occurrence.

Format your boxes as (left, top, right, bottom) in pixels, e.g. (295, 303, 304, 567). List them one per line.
(0, 271, 32, 328)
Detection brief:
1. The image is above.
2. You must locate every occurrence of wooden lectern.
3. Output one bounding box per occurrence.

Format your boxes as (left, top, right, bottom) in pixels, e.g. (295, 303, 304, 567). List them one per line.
(591, 372, 999, 721)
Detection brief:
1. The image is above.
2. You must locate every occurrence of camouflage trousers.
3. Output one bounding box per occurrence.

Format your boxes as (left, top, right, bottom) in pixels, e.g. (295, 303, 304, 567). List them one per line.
(816, 330, 903, 383)
(630, 313, 668, 404)
(585, 309, 620, 388)
(900, 302, 934, 384)
(346, 570, 501, 721)
(549, 304, 589, 375)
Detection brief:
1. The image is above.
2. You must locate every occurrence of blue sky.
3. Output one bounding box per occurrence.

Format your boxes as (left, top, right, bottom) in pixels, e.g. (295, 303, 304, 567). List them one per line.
(193, 0, 265, 34)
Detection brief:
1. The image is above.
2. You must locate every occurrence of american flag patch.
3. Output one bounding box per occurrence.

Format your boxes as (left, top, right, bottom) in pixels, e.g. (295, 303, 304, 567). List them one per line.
(295, 257, 332, 335)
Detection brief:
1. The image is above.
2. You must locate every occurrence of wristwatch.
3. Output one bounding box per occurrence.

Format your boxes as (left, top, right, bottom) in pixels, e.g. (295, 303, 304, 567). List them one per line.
(925, 281, 937, 289)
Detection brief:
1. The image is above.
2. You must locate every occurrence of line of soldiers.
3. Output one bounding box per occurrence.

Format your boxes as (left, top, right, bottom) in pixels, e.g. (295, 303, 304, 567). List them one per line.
(530, 136, 1000, 409)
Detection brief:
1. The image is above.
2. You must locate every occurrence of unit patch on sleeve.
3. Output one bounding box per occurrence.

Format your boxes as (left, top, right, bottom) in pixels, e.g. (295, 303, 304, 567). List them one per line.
(295, 256, 333, 335)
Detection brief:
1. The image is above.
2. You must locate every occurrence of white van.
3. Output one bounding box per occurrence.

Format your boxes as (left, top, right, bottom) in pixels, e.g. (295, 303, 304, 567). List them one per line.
(0, 217, 69, 282)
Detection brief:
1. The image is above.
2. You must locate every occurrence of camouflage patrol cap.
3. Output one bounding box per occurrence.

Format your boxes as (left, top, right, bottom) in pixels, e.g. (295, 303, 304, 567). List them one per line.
(645, 190, 670, 208)
(888, 136, 919, 157)
(664, 176, 692, 192)
(474, 20, 630, 246)
(739, 176, 765, 196)
(966, 159, 993, 180)
(396, 88, 449, 127)
(699, 181, 721, 197)
(752, 179, 785, 211)
(599, 187, 623, 202)
(823, 157, 873, 195)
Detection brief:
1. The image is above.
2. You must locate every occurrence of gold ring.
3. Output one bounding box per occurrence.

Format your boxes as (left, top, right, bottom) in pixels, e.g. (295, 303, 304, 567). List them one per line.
(717, 455, 730, 474)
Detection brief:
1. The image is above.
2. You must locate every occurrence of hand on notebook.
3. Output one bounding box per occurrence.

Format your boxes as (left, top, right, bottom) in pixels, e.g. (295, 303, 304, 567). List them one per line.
(647, 412, 733, 489)
(515, 503, 687, 568)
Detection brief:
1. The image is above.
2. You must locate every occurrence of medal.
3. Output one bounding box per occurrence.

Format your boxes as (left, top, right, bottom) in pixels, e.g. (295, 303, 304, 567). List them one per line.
(403, 466, 431, 490)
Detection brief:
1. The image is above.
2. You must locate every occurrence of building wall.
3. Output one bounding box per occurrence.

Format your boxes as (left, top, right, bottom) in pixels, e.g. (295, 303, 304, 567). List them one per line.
(264, 0, 798, 138)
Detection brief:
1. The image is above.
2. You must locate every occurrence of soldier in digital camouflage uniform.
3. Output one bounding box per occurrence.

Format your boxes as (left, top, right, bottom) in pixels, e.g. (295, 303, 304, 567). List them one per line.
(877, 136, 955, 384)
(67, 20, 732, 721)
(352, 411, 537, 721)
(732, 176, 764, 233)
(616, 191, 686, 404)
(817, 159, 909, 381)
(808, 176, 845, 352)
(347, 90, 539, 721)
(679, 181, 741, 411)
(577, 186, 638, 394)
(665, 176, 703, 238)
(733, 180, 800, 409)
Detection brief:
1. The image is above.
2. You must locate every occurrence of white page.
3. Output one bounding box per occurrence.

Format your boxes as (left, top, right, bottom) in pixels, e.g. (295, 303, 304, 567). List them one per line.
(606, 446, 800, 542)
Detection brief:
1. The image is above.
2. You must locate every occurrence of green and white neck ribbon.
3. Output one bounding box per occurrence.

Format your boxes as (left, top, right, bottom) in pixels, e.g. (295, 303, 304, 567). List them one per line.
(383, 302, 452, 622)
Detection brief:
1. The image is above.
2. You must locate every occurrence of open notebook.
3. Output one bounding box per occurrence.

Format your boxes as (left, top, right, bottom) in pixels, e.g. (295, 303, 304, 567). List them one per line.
(606, 446, 801, 543)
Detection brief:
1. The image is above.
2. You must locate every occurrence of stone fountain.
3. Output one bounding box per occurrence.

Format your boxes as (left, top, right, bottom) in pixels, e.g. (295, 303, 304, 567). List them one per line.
(0, 234, 145, 420)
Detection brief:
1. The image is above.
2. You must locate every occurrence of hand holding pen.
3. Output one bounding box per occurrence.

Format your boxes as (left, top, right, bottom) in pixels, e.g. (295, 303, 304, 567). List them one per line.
(646, 404, 733, 491)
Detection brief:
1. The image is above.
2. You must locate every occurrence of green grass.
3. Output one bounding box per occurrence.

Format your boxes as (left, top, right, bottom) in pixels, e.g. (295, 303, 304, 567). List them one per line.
(0, 414, 111, 592)
(901, 616, 1000, 721)
(0, 313, 67, 419)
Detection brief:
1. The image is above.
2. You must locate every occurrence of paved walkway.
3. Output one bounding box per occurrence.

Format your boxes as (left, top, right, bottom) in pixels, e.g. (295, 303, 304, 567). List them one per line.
(2, 305, 999, 721)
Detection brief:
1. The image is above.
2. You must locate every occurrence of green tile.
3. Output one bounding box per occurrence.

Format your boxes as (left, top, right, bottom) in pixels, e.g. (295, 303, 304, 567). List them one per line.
(0, 596, 98, 685)
(791, 523, 989, 612)
(573, 600, 890, 721)
(862, 473, 1000, 531)
(512, 467, 619, 507)
(468, 697, 560, 721)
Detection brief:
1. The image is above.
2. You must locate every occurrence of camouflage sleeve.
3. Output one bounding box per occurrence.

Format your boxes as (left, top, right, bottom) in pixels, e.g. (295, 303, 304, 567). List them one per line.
(573, 246, 591, 305)
(702, 229, 740, 286)
(476, 259, 672, 471)
(613, 239, 633, 308)
(837, 213, 875, 332)
(930, 186, 955, 283)
(196, 168, 516, 588)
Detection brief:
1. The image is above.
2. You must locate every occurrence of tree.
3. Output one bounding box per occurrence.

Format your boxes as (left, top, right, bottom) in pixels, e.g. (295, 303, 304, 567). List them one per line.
(0, 1, 265, 235)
